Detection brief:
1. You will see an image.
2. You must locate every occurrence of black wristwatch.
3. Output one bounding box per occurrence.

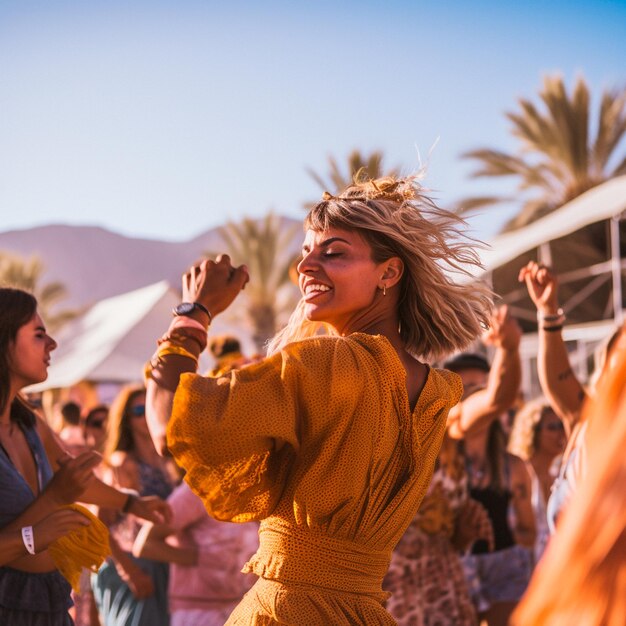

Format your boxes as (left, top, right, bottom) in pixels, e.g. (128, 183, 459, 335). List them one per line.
(173, 302, 211, 320)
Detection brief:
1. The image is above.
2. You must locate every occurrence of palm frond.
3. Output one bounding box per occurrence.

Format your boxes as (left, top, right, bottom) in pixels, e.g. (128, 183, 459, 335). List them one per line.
(592, 88, 626, 174)
(461, 74, 626, 232)
(0, 252, 77, 331)
(306, 149, 398, 202)
(453, 196, 511, 215)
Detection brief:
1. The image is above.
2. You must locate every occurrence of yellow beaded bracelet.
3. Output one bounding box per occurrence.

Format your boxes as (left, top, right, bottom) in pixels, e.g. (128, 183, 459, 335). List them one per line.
(155, 344, 199, 362)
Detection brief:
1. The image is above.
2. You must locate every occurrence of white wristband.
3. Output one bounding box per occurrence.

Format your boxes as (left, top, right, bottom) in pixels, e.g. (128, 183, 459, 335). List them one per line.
(21, 525, 36, 555)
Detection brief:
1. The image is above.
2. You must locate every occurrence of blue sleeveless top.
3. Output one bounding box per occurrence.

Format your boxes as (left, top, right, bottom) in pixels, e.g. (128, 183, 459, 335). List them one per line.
(0, 415, 73, 621)
(0, 419, 54, 528)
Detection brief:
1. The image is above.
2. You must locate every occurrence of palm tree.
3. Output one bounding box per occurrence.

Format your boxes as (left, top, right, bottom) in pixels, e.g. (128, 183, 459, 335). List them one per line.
(214, 213, 301, 352)
(459, 75, 626, 231)
(0, 252, 78, 332)
(306, 149, 400, 206)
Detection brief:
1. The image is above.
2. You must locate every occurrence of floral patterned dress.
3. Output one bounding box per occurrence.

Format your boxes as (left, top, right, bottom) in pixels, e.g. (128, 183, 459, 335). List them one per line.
(384, 439, 478, 626)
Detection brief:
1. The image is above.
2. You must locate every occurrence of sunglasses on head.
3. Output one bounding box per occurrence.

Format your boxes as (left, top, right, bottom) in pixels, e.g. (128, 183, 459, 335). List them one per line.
(130, 404, 146, 417)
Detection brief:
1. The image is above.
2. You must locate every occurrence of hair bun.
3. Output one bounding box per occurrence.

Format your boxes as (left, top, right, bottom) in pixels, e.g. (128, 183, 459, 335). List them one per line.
(335, 176, 418, 203)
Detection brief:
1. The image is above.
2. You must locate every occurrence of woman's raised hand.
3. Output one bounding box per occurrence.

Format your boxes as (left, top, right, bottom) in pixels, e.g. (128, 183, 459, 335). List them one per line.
(45, 451, 101, 506)
(482, 305, 522, 352)
(182, 254, 249, 319)
(518, 261, 559, 314)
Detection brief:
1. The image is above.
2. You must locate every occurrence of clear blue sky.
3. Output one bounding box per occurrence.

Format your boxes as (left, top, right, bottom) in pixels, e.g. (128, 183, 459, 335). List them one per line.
(1, 0, 625, 242)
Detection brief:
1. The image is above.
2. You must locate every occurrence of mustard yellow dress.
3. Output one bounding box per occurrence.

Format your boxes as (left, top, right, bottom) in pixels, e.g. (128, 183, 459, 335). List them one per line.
(167, 333, 462, 625)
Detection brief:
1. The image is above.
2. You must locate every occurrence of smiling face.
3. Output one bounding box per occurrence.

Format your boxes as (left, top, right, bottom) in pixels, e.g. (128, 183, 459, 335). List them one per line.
(297, 227, 390, 333)
(9, 312, 57, 390)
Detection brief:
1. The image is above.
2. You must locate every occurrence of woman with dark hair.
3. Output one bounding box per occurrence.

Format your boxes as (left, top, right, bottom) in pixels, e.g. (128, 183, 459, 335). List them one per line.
(91, 384, 178, 626)
(0, 287, 171, 625)
(145, 175, 493, 625)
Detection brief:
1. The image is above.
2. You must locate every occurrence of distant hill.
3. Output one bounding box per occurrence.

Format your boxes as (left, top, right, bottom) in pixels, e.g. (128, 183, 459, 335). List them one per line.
(0, 218, 302, 309)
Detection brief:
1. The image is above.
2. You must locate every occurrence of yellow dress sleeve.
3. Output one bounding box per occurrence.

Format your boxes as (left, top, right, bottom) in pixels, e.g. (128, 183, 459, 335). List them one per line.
(166, 347, 303, 523)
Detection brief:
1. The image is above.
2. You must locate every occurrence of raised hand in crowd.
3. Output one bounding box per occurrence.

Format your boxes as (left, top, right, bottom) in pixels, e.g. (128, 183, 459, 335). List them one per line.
(518, 260, 560, 316)
(518, 261, 584, 431)
(447, 305, 522, 438)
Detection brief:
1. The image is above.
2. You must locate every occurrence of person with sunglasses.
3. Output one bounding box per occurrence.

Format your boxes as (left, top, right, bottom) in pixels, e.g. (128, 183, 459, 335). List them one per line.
(83, 405, 109, 453)
(91, 385, 179, 626)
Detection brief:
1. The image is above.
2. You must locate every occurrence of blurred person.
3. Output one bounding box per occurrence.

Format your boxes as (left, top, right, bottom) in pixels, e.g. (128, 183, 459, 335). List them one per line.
(58, 401, 87, 455)
(0, 287, 171, 626)
(383, 434, 493, 626)
(92, 385, 179, 626)
(384, 306, 523, 626)
(145, 175, 493, 624)
(512, 345, 626, 626)
(206, 334, 249, 376)
(518, 261, 626, 531)
(508, 399, 566, 564)
(446, 314, 536, 626)
(133, 480, 259, 626)
(83, 404, 109, 453)
(72, 405, 110, 625)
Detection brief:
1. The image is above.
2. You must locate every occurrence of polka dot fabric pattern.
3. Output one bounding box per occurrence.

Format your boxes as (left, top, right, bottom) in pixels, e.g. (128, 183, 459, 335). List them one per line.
(167, 333, 462, 625)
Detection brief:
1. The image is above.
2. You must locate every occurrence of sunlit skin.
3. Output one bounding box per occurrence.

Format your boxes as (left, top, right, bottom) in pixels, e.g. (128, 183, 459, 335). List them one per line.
(297, 227, 428, 410)
(297, 228, 399, 336)
(7, 313, 57, 396)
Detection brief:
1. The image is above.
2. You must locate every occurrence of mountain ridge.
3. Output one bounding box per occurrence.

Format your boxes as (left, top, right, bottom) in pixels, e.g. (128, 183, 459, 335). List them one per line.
(0, 218, 302, 310)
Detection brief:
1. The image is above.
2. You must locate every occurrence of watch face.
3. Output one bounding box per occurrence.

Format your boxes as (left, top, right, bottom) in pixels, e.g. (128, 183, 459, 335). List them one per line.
(174, 302, 195, 316)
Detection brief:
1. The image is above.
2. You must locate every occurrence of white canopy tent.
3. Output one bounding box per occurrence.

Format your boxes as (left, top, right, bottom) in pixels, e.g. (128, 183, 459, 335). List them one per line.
(29, 281, 180, 391)
(473, 176, 626, 394)
(477, 175, 626, 328)
(479, 175, 626, 277)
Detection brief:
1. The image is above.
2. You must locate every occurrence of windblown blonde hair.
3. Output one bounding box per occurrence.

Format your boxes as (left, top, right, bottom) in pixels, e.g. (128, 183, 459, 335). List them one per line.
(513, 347, 626, 626)
(508, 397, 553, 461)
(268, 175, 492, 359)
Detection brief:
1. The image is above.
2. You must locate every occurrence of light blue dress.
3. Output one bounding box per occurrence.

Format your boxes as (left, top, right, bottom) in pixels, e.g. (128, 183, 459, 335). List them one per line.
(92, 460, 173, 626)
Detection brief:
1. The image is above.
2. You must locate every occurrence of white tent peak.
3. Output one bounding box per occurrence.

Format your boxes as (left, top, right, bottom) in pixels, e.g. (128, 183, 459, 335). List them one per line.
(477, 175, 626, 276)
(29, 280, 180, 390)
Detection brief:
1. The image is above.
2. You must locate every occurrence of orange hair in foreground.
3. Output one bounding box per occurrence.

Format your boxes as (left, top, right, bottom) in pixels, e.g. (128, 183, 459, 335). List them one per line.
(513, 343, 626, 626)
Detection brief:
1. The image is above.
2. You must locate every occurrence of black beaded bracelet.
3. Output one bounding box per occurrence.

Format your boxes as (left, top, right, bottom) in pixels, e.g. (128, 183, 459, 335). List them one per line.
(543, 325, 563, 332)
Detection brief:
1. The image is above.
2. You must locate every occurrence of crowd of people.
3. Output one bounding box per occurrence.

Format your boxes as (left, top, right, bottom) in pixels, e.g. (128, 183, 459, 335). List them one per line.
(1, 175, 625, 625)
